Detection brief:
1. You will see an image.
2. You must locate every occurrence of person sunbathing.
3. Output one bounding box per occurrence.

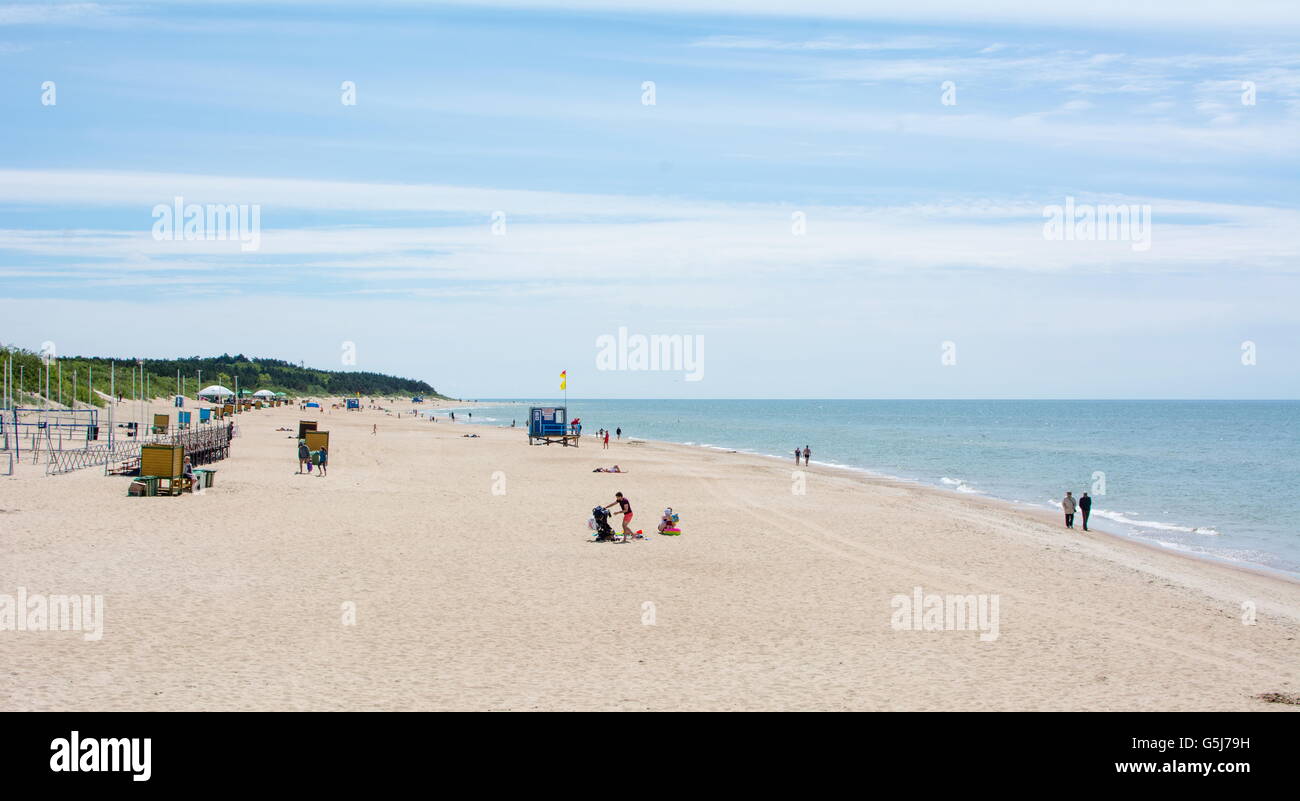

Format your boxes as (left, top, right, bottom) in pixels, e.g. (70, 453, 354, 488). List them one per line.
(592, 465, 624, 473)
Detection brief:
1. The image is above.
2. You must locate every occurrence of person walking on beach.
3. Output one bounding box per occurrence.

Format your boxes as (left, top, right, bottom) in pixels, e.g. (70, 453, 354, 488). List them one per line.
(794, 447, 802, 466)
(297, 439, 310, 473)
(1079, 491, 1091, 531)
(1062, 491, 1077, 529)
(605, 492, 635, 542)
(603, 430, 610, 450)
(616, 427, 621, 440)
(803, 445, 811, 465)
(371, 424, 377, 435)
(317, 446, 328, 477)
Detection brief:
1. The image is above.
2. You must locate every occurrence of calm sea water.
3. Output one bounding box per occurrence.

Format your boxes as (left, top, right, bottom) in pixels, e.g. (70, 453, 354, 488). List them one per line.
(431, 400, 1300, 577)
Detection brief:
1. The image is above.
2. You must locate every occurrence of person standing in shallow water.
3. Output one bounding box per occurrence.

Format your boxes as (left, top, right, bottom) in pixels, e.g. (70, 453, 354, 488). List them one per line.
(1079, 492, 1092, 531)
(803, 445, 811, 465)
(1062, 491, 1077, 529)
(794, 447, 801, 466)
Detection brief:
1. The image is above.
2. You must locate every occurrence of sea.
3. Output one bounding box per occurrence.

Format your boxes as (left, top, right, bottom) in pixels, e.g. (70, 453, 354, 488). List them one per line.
(425, 399, 1300, 578)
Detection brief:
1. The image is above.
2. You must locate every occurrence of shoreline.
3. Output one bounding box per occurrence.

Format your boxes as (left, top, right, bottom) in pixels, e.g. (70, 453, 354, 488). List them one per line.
(625, 437, 1300, 600)
(435, 402, 1300, 586)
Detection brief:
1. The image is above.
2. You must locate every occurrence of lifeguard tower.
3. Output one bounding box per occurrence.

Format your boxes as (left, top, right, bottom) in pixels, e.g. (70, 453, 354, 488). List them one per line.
(527, 406, 578, 446)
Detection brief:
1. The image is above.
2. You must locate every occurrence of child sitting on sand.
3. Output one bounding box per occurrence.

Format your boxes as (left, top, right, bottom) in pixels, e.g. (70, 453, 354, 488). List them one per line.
(657, 508, 680, 534)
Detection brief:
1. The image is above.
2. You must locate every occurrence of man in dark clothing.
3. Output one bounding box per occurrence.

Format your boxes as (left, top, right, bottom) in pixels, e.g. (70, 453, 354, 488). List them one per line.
(1079, 492, 1092, 531)
(605, 492, 635, 542)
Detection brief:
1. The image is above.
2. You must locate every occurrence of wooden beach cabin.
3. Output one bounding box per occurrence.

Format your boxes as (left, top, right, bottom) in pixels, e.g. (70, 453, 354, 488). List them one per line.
(138, 443, 190, 496)
(305, 429, 329, 462)
(152, 413, 169, 434)
(527, 406, 578, 446)
(298, 420, 317, 439)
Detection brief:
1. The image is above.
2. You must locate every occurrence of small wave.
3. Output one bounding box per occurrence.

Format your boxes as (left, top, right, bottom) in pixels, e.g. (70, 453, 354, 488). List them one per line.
(941, 476, 983, 494)
(1092, 508, 1217, 535)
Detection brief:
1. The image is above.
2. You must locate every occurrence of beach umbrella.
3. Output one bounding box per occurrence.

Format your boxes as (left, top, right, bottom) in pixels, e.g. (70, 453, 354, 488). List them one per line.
(197, 384, 234, 399)
(253, 389, 275, 398)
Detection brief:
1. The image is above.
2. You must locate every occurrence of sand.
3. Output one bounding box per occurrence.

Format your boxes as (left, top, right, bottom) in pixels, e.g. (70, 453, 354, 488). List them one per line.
(1, 398, 1297, 711)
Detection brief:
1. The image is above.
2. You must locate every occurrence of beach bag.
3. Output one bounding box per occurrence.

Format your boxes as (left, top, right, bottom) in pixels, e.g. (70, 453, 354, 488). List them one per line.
(306, 461, 312, 472)
(311, 450, 322, 465)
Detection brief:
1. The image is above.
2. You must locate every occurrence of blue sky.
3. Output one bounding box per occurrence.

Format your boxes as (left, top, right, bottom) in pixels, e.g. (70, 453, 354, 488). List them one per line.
(1, 0, 1298, 398)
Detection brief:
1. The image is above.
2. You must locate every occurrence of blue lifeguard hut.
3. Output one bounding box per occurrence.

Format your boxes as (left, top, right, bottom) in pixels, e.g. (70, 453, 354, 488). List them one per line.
(528, 406, 578, 446)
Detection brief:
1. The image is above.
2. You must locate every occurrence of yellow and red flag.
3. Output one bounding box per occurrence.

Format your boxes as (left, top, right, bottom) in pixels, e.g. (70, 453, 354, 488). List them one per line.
(560, 370, 567, 390)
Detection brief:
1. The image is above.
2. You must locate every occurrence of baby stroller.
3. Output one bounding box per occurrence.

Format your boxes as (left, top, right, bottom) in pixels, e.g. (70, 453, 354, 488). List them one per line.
(590, 505, 617, 542)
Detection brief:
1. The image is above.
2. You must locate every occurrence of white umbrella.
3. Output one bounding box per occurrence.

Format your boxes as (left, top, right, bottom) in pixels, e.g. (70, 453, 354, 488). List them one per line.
(197, 384, 234, 399)
(252, 389, 275, 398)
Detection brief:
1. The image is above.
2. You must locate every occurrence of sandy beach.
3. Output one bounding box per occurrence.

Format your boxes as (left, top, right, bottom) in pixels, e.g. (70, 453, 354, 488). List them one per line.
(1, 398, 1297, 711)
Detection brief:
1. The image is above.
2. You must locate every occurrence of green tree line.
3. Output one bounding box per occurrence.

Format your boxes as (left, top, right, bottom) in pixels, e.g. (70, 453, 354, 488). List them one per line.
(0, 348, 445, 408)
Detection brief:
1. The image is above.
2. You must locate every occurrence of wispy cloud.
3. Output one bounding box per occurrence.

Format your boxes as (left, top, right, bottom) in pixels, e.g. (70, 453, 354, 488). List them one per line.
(0, 3, 112, 25)
(3, 170, 1297, 303)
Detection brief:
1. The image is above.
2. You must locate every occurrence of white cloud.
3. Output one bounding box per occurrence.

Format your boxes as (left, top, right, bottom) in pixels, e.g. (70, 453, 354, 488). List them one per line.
(0, 3, 111, 25)
(436, 1, 1300, 31)
(3, 171, 1297, 300)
